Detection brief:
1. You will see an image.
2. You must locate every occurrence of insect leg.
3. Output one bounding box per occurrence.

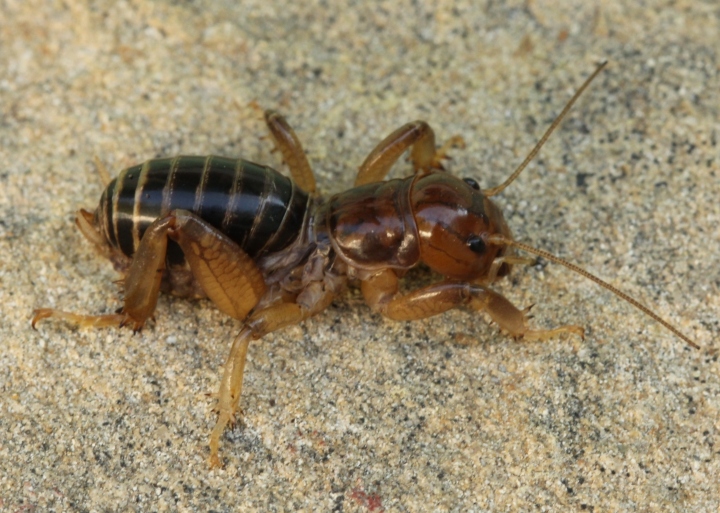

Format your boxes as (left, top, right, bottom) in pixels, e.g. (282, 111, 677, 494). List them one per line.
(264, 110, 317, 193)
(355, 121, 464, 186)
(92, 156, 112, 186)
(168, 210, 267, 321)
(209, 279, 335, 468)
(75, 208, 111, 259)
(480, 255, 536, 285)
(33, 210, 267, 331)
(209, 326, 251, 469)
(361, 269, 583, 340)
(32, 213, 175, 331)
(361, 269, 458, 319)
(467, 286, 584, 341)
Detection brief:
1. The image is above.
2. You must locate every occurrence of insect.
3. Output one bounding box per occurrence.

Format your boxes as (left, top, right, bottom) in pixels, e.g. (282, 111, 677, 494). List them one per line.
(32, 61, 698, 468)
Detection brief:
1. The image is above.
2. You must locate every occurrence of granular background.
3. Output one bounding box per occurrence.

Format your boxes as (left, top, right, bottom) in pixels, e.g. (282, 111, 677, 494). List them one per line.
(1, 1, 719, 511)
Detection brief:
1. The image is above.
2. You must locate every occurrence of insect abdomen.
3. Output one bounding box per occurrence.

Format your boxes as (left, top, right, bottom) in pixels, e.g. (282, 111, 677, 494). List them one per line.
(97, 156, 308, 262)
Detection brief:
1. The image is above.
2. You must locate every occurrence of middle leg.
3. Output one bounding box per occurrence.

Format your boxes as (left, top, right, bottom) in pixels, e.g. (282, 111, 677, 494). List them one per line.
(355, 121, 465, 186)
(208, 279, 337, 467)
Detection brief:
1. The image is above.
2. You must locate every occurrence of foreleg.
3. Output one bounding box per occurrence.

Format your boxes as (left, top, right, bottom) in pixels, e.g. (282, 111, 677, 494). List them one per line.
(361, 269, 583, 340)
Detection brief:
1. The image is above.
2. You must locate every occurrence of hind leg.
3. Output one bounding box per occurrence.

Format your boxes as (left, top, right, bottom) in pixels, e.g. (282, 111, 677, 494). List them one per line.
(33, 210, 267, 330)
(264, 110, 317, 193)
(32, 213, 174, 330)
(34, 209, 275, 466)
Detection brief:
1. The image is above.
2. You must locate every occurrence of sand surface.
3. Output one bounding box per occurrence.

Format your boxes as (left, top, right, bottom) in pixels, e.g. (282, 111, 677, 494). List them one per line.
(1, 1, 719, 511)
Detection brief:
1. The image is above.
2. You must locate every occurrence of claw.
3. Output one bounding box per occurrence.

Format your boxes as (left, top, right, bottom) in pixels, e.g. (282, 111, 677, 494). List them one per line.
(30, 309, 51, 329)
(446, 135, 466, 150)
(246, 100, 263, 119)
(208, 453, 223, 469)
(118, 313, 145, 332)
(431, 135, 467, 169)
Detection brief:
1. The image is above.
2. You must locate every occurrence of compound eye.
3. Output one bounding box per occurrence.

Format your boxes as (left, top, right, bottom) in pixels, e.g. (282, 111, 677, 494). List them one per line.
(467, 235, 486, 254)
(463, 177, 480, 190)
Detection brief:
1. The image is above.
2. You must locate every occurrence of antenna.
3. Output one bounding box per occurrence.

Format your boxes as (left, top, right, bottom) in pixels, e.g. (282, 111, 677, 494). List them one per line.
(484, 60, 608, 197)
(487, 234, 700, 349)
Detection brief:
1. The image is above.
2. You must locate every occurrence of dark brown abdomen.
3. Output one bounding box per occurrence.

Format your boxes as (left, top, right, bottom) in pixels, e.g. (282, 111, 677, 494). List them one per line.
(96, 156, 309, 265)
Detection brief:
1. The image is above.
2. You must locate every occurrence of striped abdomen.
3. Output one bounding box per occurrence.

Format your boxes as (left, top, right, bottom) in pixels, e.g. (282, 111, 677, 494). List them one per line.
(96, 156, 309, 264)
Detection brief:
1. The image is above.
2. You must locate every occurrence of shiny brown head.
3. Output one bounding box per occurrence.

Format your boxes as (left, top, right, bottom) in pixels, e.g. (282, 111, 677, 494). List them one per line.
(411, 172, 511, 281)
